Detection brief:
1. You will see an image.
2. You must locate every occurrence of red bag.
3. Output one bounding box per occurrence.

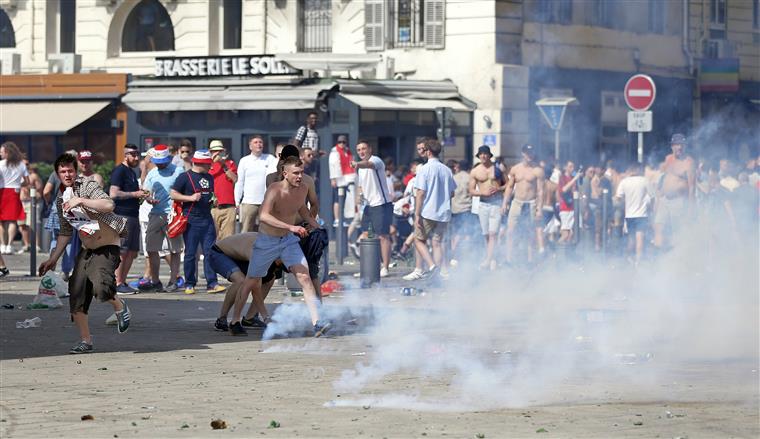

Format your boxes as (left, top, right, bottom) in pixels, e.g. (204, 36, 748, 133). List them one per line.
(166, 172, 197, 238)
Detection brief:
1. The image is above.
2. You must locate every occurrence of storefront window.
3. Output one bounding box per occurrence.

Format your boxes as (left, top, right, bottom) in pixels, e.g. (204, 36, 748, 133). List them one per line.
(360, 110, 396, 124)
(270, 110, 298, 127)
(398, 111, 434, 125)
(30, 136, 57, 164)
(122, 0, 175, 52)
(0, 8, 15, 48)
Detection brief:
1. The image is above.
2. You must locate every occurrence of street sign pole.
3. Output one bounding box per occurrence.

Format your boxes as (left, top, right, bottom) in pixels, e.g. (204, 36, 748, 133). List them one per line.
(536, 97, 578, 164)
(624, 74, 656, 165)
(637, 132, 644, 164)
(555, 129, 560, 163)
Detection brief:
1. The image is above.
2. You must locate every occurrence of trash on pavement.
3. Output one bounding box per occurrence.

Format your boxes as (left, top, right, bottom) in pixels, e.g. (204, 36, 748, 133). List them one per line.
(16, 317, 42, 328)
(210, 419, 227, 430)
(31, 273, 65, 309)
(81, 415, 94, 421)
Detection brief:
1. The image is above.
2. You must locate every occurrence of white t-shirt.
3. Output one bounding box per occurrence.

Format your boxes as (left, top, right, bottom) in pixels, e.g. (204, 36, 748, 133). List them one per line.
(235, 153, 278, 205)
(357, 155, 391, 207)
(0, 160, 28, 189)
(615, 175, 651, 218)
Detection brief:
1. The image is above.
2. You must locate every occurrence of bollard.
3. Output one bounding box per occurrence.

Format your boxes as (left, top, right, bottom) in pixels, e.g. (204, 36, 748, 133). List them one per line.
(572, 191, 580, 246)
(601, 189, 609, 257)
(359, 237, 381, 288)
(29, 188, 37, 277)
(337, 186, 345, 265)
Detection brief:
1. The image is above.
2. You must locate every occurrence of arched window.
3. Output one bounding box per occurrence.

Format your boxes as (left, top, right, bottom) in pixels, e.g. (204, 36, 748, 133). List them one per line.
(121, 0, 174, 52)
(0, 8, 15, 48)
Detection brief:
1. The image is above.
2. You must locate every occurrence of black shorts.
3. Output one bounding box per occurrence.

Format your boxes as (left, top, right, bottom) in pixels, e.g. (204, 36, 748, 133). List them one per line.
(626, 217, 648, 235)
(68, 245, 120, 315)
(119, 216, 140, 252)
(361, 203, 393, 235)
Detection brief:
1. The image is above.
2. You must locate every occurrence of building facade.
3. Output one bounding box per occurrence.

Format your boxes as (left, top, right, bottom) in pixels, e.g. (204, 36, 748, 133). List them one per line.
(0, 0, 758, 166)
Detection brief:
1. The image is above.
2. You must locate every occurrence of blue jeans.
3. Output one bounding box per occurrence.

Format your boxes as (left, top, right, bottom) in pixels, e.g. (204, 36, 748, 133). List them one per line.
(182, 217, 218, 288)
(50, 229, 79, 274)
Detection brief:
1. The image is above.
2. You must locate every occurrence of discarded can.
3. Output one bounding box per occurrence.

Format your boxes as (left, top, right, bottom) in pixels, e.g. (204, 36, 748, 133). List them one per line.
(400, 287, 419, 296)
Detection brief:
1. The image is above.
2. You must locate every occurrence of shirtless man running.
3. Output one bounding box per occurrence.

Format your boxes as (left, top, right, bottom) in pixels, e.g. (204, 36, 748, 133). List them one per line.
(502, 144, 545, 263)
(229, 156, 329, 337)
(654, 133, 695, 249)
(469, 145, 506, 270)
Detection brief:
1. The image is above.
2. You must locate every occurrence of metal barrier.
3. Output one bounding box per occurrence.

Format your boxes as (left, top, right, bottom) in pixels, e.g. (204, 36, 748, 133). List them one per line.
(601, 189, 609, 256)
(336, 186, 345, 265)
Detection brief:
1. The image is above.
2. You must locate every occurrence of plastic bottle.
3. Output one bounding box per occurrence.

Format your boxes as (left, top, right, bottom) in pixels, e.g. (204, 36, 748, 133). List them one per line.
(367, 221, 375, 239)
(27, 317, 41, 327)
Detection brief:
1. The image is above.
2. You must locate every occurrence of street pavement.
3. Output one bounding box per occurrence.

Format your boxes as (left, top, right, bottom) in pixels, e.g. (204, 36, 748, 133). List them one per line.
(1, 250, 758, 438)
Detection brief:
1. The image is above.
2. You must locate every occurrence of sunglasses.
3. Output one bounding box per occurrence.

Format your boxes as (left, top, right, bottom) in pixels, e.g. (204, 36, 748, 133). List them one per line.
(126, 151, 139, 156)
(180, 150, 191, 154)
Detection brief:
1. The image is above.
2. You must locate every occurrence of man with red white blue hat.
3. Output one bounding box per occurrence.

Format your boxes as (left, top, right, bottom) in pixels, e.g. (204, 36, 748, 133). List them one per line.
(170, 150, 225, 295)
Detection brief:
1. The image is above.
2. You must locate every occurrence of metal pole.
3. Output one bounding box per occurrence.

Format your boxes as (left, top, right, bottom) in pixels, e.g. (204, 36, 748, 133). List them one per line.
(572, 190, 580, 246)
(637, 132, 644, 164)
(30, 188, 37, 277)
(601, 189, 609, 256)
(337, 186, 345, 265)
(554, 129, 560, 163)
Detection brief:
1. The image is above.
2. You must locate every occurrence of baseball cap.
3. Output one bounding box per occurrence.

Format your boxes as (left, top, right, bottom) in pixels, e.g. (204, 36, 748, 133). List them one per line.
(192, 149, 213, 165)
(671, 133, 687, 145)
(77, 150, 93, 161)
(476, 145, 493, 158)
(209, 140, 225, 151)
(336, 135, 348, 143)
(280, 144, 300, 160)
(151, 144, 172, 164)
(522, 144, 536, 155)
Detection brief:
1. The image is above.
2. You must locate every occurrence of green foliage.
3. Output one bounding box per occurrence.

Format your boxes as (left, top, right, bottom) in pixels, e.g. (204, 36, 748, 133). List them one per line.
(94, 160, 115, 191)
(35, 162, 54, 183)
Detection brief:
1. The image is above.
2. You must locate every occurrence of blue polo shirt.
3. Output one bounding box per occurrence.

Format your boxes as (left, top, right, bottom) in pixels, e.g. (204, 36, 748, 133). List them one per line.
(413, 157, 457, 222)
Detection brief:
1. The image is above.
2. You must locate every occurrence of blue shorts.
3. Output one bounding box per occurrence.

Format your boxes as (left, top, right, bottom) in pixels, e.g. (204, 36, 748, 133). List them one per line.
(247, 233, 307, 278)
(208, 245, 247, 280)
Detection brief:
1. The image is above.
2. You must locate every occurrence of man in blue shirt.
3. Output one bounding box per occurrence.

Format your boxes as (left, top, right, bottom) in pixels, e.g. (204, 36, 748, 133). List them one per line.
(171, 149, 224, 294)
(412, 138, 456, 279)
(141, 145, 184, 292)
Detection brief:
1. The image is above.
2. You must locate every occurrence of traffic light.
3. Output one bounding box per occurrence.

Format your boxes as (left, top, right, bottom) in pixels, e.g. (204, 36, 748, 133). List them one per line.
(435, 107, 453, 143)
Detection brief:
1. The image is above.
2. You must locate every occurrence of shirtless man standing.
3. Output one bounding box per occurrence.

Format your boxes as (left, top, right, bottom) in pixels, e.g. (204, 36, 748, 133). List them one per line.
(229, 156, 328, 337)
(469, 145, 506, 270)
(38, 153, 131, 354)
(502, 144, 545, 263)
(654, 133, 696, 249)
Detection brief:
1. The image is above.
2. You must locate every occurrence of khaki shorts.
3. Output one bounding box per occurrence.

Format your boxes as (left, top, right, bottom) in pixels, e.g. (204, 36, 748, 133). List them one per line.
(507, 198, 537, 228)
(239, 204, 260, 232)
(414, 217, 448, 242)
(145, 213, 183, 253)
(68, 245, 120, 315)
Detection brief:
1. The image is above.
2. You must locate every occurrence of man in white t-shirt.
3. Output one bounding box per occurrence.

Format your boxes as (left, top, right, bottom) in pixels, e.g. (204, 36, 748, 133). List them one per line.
(615, 162, 652, 265)
(235, 135, 278, 232)
(351, 140, 393, 276)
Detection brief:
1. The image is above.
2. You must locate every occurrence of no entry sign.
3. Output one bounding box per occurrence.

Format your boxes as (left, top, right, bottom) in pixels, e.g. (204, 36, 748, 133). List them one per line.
(624, 74, 656, 111)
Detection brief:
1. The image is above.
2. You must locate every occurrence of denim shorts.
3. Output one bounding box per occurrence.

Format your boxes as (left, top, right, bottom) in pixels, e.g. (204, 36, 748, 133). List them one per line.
(209, 245, 247, 280)
(247, 233, 307, 278)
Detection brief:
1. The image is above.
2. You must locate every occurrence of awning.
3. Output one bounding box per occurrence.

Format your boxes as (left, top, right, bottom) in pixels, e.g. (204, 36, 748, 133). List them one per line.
(122, 84, 324, 112)
(0, 101, 111, 135)
(342, 93, 472, 111)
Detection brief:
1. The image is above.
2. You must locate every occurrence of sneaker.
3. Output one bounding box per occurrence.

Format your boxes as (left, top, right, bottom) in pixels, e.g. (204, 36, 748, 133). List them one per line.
(116, 283, 138, 295)
(439, 269, 450, 280)
(164, 281, 181, 293)
(403, 269, 424, 281)
(207, 284, 226, 294)
(348, 242, 360, 259)
(380, 267, 389, 278)
(15, 246, 29, 254)
(184, 287, 196, 295)
(138, 280, 163, 293)
(313, 320, 332, 338)
(0, 267, 9, 278)
(229, 321, 247, 336)
(1, 245, 11, 255)
(421, 265, 439, 280)
(116, 300, 131, 334)
(69, 341, 94, 354)
(214, 317, 229, 332)
(129, 277, 150, 290)
(175, 276, 186, 288)
(105, 313, 117, 326)
(241, 314, 268, 328)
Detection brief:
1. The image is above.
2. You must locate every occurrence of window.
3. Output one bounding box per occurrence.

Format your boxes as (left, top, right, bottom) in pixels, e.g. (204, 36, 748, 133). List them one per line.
(299, 0, 332, 52)
(648, 0, 665, 34)
(122, 0, 174, 52)
(60, 0, 76, 53)
(536, 0, 572, 25)
(364, 0, 444, 51)
(710, 0, 726, 26)
(0, 8, 15, 48)
(754, 0, 759, 29)
(589, 0, 614, 28)
(223, 0, 242, 50)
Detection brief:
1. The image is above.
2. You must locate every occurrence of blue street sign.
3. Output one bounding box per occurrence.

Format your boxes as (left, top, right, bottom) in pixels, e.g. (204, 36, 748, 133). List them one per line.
(537, 105, 566, 131)
(483, 134, 496, 146)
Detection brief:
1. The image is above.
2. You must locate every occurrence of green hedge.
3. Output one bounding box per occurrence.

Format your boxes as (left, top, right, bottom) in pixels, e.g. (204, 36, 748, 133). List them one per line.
(34, 160, 115, 191)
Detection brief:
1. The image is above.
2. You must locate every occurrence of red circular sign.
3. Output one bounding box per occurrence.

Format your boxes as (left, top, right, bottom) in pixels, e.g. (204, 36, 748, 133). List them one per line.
(624, 74, 656, 111)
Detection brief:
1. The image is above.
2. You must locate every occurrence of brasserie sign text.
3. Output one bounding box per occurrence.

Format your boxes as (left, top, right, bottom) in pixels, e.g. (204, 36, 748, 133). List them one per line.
(155, 55, 299, 78)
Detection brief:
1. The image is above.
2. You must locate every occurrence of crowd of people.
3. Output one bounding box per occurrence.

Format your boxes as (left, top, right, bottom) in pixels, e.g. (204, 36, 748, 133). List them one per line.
(0, 116, 757, 353)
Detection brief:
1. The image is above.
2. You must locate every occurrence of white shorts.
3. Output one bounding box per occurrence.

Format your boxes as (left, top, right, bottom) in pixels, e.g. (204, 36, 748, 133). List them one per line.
(478, 202, 502, 236)
(559, 211, 574, 231)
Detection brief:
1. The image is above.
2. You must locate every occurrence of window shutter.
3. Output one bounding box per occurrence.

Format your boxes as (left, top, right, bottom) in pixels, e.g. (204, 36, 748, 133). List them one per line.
(365, 0, 385, 51)
(424, 0, 445, 49)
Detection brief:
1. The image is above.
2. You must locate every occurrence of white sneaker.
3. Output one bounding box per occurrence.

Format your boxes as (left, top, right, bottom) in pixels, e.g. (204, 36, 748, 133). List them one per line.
(402, 269, 424, 281)
(380, 267, 389, 278)
(105, 313, 117, 326)
(1, 245, 11, 255)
